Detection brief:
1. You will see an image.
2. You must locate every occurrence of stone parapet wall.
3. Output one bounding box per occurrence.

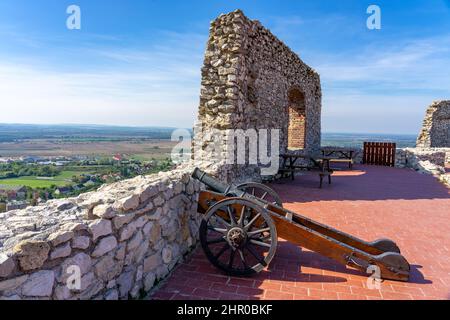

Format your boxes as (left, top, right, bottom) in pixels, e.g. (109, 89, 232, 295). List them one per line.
(338, 147, 449, 185)
(338, 147, 448, 169)
(395, 148, 450, 185)
(0, 163, 205, 300)
(395, 148, 449, 169)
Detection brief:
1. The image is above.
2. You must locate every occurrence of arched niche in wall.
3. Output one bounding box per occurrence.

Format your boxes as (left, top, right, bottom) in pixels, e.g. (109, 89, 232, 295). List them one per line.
(287, 88, 306, 150)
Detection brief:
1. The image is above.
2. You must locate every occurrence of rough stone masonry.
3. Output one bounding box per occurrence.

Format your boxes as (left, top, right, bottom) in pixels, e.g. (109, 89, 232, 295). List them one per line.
(194, 9, 322, 182)
(0, 10, 322, 300)
(417, 100, 450, 148)
(0, 165, 203, 300)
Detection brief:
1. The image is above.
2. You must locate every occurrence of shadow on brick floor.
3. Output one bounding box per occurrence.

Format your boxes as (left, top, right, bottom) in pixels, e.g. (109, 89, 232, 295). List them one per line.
(271, 165, 450, 202)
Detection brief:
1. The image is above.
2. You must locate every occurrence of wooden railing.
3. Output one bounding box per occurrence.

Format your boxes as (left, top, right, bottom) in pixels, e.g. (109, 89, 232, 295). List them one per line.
(363, 142, 396, 167)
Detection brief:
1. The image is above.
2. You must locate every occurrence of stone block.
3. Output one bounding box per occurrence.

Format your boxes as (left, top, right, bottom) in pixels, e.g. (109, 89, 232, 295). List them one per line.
(93, 204, 117, 219)
(50, 242, 72, 260)
(0, 275, 28, 292)
(48, 231, 74, 246)
(89, 219, 113, 241)
(113, 213, 136, 229)
(72, 236, 90, 250)
(91, 236, 117, 258)
(0, 253, 16, 278)
(22, 270, 55, 297)
(143, 253, 162, 273)
(13, 240, 50, 271)
(118, 195, 140, 211)
(95, 254, 123, 282)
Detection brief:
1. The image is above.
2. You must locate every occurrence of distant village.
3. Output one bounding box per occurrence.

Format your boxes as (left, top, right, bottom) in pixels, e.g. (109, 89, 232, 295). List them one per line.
(0, 154, 173, 213)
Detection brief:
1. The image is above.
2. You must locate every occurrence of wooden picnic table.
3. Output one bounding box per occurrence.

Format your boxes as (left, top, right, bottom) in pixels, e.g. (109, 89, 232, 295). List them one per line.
(321, 148, 356, 169)
(279, 153, 333, 188)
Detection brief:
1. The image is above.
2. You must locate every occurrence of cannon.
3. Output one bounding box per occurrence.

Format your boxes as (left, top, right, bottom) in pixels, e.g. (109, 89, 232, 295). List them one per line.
(192, 168, 410, 282)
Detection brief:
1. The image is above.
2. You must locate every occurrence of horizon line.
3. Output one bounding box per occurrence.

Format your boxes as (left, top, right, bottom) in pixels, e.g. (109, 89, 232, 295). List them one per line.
(0, 122, 419, 136)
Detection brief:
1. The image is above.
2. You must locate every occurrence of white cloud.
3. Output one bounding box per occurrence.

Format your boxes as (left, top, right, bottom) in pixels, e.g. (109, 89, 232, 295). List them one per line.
(0, 63, 201, 127)
(322, 94, 434, 134)
(0, 32, 206, 128)
(1, 23, 449, 135)
(316, 35, 450, 91)
(311, 35, 450, 133)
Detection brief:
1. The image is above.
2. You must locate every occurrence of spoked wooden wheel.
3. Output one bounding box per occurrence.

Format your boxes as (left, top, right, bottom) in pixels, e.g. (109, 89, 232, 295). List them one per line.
(199, 197, 277, 276)
(236, 182, 283, 207)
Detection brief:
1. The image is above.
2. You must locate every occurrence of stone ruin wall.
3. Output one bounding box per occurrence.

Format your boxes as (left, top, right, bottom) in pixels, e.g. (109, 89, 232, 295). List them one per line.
(0, 10, 322, 300)
(417, 100, 450, 148)
(0, 164, 204, 300)
(195, 10, 322, 182)
(395, 101, 450, 183)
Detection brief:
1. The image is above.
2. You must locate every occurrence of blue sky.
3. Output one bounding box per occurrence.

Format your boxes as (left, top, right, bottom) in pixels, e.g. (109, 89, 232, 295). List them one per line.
(0, 0, 449, 134)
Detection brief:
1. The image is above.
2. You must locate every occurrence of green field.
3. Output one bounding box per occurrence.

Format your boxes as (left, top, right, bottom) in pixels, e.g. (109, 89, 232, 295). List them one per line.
(0, 170, 92, 188)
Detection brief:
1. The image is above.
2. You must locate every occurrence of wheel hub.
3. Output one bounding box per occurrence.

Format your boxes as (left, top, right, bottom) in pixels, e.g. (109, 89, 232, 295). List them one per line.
(227, 227, 247, 248)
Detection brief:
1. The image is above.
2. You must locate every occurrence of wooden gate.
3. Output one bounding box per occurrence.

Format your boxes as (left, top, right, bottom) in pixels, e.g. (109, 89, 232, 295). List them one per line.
(363, 142, 396, 167)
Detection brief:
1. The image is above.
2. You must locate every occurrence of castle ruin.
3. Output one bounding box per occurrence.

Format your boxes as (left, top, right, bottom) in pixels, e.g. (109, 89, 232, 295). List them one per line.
(0, 10, 321, 300)
(194, 10, 321, 182)
(417, 100, 450, 148)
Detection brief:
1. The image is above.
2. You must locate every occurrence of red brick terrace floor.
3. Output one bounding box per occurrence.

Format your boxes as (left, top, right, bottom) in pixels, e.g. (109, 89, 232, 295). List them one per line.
(151, 165, 450, 300)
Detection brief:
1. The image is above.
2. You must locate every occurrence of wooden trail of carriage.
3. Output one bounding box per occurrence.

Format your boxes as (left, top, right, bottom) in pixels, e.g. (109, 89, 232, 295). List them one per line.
(191, 168, 410, 282)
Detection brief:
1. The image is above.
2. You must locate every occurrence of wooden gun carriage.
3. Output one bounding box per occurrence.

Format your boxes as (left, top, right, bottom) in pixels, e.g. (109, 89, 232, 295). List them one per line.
(192, 168, 410, 282)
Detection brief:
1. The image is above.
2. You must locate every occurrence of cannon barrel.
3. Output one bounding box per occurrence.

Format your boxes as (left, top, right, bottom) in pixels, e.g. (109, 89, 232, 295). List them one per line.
(191, 168, 245, 197)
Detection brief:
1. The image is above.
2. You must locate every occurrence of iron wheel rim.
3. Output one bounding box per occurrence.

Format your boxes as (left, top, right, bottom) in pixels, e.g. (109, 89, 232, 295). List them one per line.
(236, 182, 283, 207)
(200, 197, 277, 276)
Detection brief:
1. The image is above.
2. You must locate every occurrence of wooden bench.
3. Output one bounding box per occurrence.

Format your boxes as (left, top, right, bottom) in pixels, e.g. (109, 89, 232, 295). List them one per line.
(329, 158, 354, 169)
(278, 155, 334, 188)
(321, 149, 356, 170)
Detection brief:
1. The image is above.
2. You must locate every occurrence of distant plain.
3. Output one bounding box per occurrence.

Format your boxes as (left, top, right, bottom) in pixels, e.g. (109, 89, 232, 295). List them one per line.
(0, 124, 417, 160)
(0, 139, 177, 160)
